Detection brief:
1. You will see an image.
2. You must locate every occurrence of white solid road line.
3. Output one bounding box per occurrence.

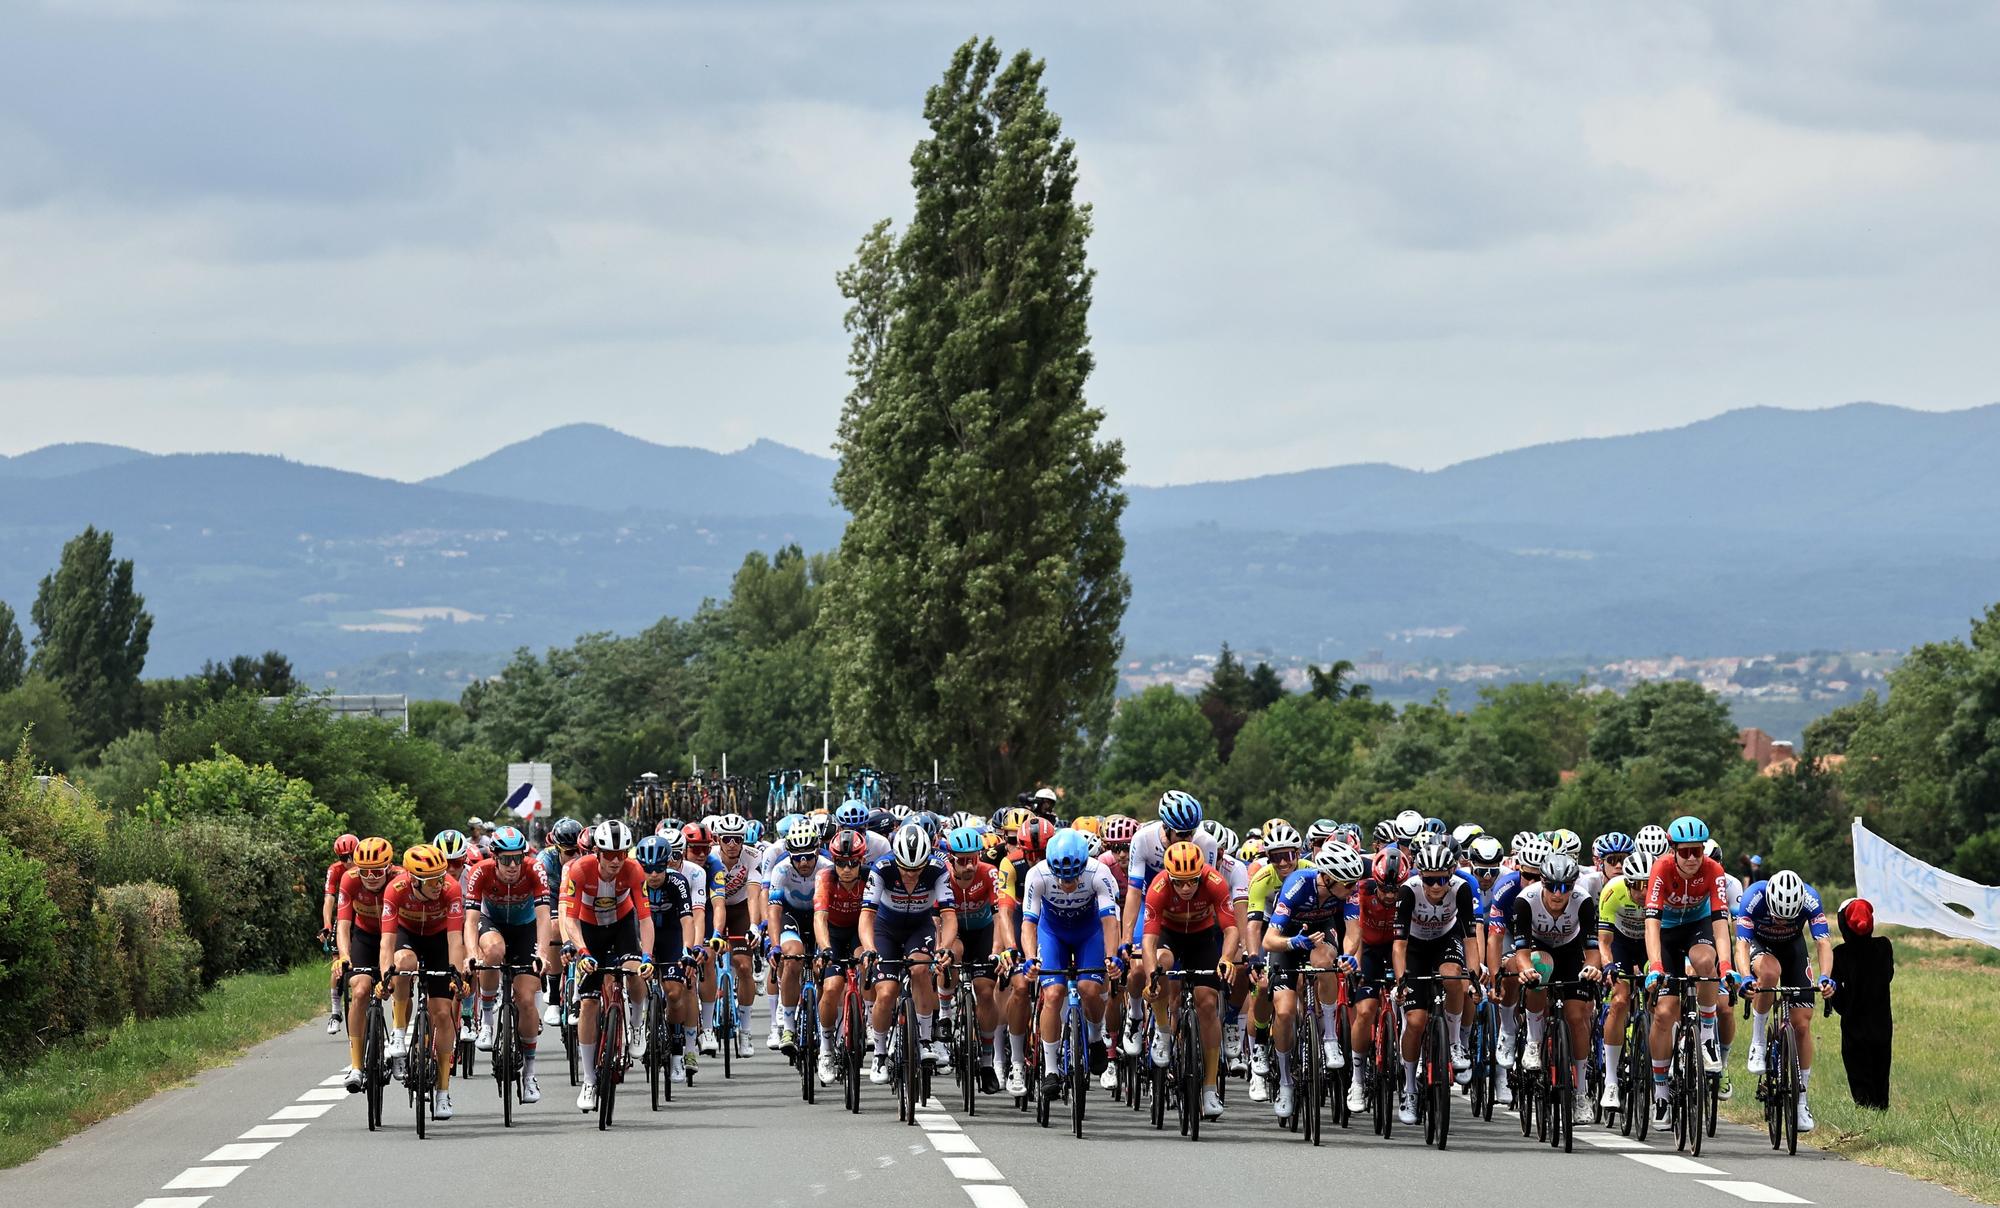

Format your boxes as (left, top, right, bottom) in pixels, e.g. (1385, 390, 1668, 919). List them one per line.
(161, 1167, 246, 1190)
(942, 1157, 1004, 1181)
(296, 1088, 349, 1101)
(134, 1199, 212, 1208)
(1698, 1180, 1812, 1204)
(1626, 1153, 1727, 1175)
(927, 1132, 982, 1154)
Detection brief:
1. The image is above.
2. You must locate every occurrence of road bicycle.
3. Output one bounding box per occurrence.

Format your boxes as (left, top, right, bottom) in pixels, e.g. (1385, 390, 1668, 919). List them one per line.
(950, 959, 996, 1116)
(1400, 972, 1470, 1150)
(1651, 973, 1722, 1156)
(1526, 976, 1599, 1154)
(591, 954, 645, 1130)
(1153, 966, 1220, 1142)
(1752, 983, 1821, 1154)
(468, 958, 537, 1126)
(351, 965, 390, 1132)
(1025, 961, 1096, 1138)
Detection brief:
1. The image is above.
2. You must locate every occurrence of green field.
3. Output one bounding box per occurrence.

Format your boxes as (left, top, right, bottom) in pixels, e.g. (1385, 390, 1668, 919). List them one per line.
(1713, 931, 2000, 1203)
(0, 964, 325, 1169)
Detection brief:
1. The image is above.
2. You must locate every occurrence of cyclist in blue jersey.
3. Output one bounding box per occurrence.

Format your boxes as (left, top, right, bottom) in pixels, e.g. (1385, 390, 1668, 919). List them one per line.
(1019, 829, 1121, 1100)
(765, 824, 829, 1056)
(536, 818, 583, 1027)
(1260, 842, 1365, 1119)
(859, 825, 958, 1083)
(1734, 869, 1835, 1132)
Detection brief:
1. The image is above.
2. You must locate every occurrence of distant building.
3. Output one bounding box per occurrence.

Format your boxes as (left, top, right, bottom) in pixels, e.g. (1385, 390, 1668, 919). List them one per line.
(1738, 727, 1794, 770)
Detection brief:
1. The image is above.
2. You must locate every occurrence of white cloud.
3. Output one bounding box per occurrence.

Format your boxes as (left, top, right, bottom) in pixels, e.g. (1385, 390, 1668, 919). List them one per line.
(2, 1, 1997, 483)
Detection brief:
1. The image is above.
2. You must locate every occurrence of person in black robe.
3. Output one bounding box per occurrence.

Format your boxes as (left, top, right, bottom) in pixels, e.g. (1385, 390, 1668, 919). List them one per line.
(1827, 897, 1894, 1110)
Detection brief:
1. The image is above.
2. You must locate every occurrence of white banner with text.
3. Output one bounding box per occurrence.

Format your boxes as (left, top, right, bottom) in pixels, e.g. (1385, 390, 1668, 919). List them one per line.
(1851, 818, 2000, 949)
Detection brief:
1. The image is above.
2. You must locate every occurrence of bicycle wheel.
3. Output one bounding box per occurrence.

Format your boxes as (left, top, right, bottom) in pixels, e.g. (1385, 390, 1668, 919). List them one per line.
(1070, 1005, 1088, 1139)
(1764, 1035, 1783, 1149)
(1680, 1020, 1704, 1154)
(958, 984, 977, 1116)
(1552, 1011, 1572, 1153)
(1781, 1026, 1799, 1156)
(410, 1005, 431, 1140)
(801, 985, 819, 1105)
(500, 1000, 516, 1128)
(1305, 1005, 1323, 1145)
(598, 999, 622, 1131)
(900, 997, 920, 1124)
(1630, 1025, 1651, 1142)
(563, 979, 580, 1087)
(1179, 1001, 1202, 1142)
(663, 1004, 678, 1102)
(1376, 1013, 1396, 1140)
(364, 1002, 386, 1131)
(1330, 1000, 1352, 1131)
(1433, 1016, 1453, 1151)
(648, 994, 664, 1112)
(844, 985, 864, 1114)
(718, 973, 735, 1081)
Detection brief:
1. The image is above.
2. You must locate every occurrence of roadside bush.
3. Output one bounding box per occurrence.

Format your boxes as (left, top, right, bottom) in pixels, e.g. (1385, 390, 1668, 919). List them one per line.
(0, 837, 60, 1066)
(105, 817, 312, 983)
(0, 742, 111, 1039)
(99, 882, 202, 1019)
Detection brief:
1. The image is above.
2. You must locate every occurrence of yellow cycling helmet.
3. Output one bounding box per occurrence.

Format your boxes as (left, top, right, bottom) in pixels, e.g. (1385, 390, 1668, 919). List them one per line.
(1072, 816, 1103, 836)
(402, 843, 448, 879)
(1001, 807, 1031, 837)
(1163, 841, 1206, 881)
(1238, 837, 1265, 862)
(355, 836, 395, 870)
(1262, 817, 1295, 841)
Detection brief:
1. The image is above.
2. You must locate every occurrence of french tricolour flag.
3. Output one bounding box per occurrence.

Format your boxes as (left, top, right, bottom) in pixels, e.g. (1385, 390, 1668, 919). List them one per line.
(504, 781, 544, 818)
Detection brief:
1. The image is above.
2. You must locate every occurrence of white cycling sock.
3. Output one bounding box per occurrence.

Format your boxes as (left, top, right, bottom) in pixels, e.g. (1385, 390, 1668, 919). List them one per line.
(917, 1012, 934, 1042)
(1402, 1059, 1418, 1094)
(1751, 1009, 1769, 1050)
(579, 1043, 597, 1085)
(821, 1024, 838, 1048)
(1087, 1016, 1104, 1042)
(1008, 1030, 1027, 1066)
(1319, 1004, 1340, 1042)
(871, 1029, 890, 1056)
(1526, 1010, 1546, 1049)
(1042, 1039, 1063, 1070)
(1446, 1011, 1463, 1051)
(1602, 1039, 1617, 1071)
(1275, 1050, 1292, 1086)
(1799, 1065, 1812, 1088)
(768, 992, 781, 1021)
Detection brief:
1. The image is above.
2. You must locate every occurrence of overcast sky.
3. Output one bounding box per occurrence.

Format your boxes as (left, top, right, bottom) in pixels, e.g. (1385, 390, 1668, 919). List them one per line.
(3, 1, 1996, 484)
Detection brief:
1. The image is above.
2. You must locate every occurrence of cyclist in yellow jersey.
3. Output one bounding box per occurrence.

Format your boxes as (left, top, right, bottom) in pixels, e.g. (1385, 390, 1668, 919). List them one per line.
(1594, 852, 1651, 1111)
(1242, 822, 1303, 1100)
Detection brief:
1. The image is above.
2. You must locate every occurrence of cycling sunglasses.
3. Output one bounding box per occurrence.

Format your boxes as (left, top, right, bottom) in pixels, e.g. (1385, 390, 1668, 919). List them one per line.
(1165, 828, 1196, 842)
(1544, 881, 1574, 894)
(1419, 873, 1454, 885)
(1674, 845, 1705, 859)
(832, 857, 865, 868)
(1470, 864, 1501, 878)
(495, 854, 525, 866)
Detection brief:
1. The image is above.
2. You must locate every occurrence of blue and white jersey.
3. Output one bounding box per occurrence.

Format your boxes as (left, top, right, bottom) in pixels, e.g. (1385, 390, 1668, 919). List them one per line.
(1734, 879, 1829, 944)
(766, 854, 830, 912)
(678, 859, 710, 906)
(863, 857, 956, 920)
(1269, 868, 1349, 937)
(1127, 820, 1246, 899)
(1021, 858, 1117, 932)
(1455, 867, 1486, 917)
(1485, 869, 1524, 930)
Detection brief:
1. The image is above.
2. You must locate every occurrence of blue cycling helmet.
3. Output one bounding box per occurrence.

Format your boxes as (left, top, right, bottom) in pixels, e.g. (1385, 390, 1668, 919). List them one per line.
(490, 826, 528, 855)
(1594, 831, 1634, 858)
(1046, 829, 1091, 879)
(745, 819, 764, 845)
(778, 812, 803, 839)
(866, 808, 897, 836)
(945, 826, 984, 856)
(835, 800, 869, 830)
(1423, 816, 1449, 836)
(915, 811, 942, 838)
(1158, 790, 1203, 832)
(634, 834, 672, 871)
(433, 829, 469, 861)
(1666, 815, 1710, 846)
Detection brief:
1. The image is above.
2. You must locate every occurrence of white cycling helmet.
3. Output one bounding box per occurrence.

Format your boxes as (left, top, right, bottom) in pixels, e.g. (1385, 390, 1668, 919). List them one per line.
(1767, 870, 1808, 918)
(1621, 850, 1650, 884)
(1263, 821, 1303, 853)
(1452, 823, 1486, 847)
(891, 823, 933, 869)
(712, 813, 749, 839)
(593, 819, 634, 853)
(1550, 828, 1583, 859)
(1518, 835, 1551, 873)
(1634, 825, 1670, 862)
(1540, 853, 1580, 886)
(1394, 809, 1425, 841)
(1315, 843, 1366, 881)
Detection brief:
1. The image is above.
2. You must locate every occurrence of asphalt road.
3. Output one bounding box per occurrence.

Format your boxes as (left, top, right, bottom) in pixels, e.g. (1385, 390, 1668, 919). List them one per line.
(2, 1001, 1974, 1208)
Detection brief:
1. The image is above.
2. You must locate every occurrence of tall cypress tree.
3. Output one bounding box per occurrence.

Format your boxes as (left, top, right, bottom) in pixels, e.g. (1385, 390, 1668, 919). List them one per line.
(0, 601, 24, 694)
(827, 38, 1127, 806)
(30, 527, 152, 750)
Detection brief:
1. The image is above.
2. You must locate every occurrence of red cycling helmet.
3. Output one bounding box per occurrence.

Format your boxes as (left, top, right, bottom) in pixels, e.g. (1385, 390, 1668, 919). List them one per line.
(828, 830, 868, 862)
(1370, 848, 1406, 886)
(681, 822, 712, 850)
(1018, 818, 1056, 861)
(576, 828, 596, 852)
(333, 833, 360, 857)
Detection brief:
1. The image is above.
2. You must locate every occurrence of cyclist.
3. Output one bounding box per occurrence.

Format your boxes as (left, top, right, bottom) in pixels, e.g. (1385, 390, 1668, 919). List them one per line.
(557, 819, 657, 1113)
(682, 821, 726, 1057)
(1595, 850, 1652, 1111)
(380, 844, 468, 1120)
(1507, 851, 1602, 1119)
(1019, 828, 1121, 1101)
(765, 823, 828, 1056)
(1244, 820, 1305, 1098)
(637, 834, 698, 1080)
(998, 817, 1054, 1089)
(464, 825, 552, 1103)
(1391, 839, 1478, 1125)
(1485, 833, 1548, 1073)
(1121, 792, 1245, 1057)
(1142, 841, 1239, 1121)
(321, 833, 359, 1034)
(811, 828, 872, 1085)
(536, 818, 584, 1026)
(709, 813, 761, 1058)
(1643, 815, 1735, 1123)
(1709, 836, 1746, 1094)
(1735, 869, 1835, 1133)
(337, 837, 395, 1092)
(943, 825, 1010, 1094)
(858, 824, 958, 1083)
(1261, 841, 1364, 1120)
(1343, 848, 1403, 1115)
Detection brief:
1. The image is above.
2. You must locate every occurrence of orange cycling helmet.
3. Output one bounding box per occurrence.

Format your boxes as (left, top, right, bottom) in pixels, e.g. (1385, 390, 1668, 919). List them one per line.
(1163, 841, 1206, 881)
(1072, 816, 1103, 836)
(355, 837, 395, 869)
(403, 844, 448, 879)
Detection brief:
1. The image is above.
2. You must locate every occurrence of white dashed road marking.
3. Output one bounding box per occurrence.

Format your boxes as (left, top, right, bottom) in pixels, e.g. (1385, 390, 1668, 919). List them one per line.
(1627, 1153, 1728, 1175)
(1698, 1181, 1812, 1204)
(200, 1143, 279, 1162)
(161, 1167, 245, 1190)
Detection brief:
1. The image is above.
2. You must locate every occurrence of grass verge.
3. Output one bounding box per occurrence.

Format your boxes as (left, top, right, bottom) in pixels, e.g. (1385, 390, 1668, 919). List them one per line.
(1713, 930, 2000, 1204)
(0, 963, 324, 1169)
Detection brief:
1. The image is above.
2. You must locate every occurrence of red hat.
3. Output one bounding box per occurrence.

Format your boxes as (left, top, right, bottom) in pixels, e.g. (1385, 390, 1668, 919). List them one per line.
(1840, 897, 1874, 937)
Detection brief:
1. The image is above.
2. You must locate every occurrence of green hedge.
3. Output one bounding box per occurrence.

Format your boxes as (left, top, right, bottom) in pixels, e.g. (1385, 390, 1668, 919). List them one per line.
(98, 883, 202, 1020)
(104, 818, 314, 984)
(0, 750, 110, 1039)
(0, 837, 60, 1064)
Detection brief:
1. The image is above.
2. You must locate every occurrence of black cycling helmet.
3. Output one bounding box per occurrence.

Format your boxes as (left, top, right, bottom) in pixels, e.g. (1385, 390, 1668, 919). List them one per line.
(550, 817, 584, 849)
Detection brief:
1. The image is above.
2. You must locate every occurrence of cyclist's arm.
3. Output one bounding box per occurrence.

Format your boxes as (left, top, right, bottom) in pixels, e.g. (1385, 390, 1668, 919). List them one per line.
(322, 888, 337, 932)
(447, 928, 468, 973)
(636, 908, 656, 963)
(1121, 882, 1143, 948)
(534, 900, 553, 964)
(337, 916, 354, 965)
(1710, 913, 1732, 970)
(1020, 915, 1040, 966)
(1392, 937, 1409, 982)
(936, 906, 958, 956)
(1100, 911, 1119, 966)
(858, 907, 877, 952)
(1644, 917, 1663, 970)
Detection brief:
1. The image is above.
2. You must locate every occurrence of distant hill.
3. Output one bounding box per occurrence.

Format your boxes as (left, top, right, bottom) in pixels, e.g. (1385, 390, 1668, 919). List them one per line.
(421, 424, 838, 519)
(2, 402, 1995, 682)
(0, 442, 151, 479)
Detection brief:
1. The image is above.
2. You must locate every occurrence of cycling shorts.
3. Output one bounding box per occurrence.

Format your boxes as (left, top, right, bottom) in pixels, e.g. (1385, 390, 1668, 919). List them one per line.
(958, 923, 996, 971)
(1152, 925, 1223, 992)
(477, 917, 539, 969)
(1037, 923, 1106, 988)
(1603, 932, 1647, 974)
(394, 928, 455, 997)
(724, 900, 755, 949)
(1402, 934, 1467, 1012)
(1351, 942, 1395, 1001)
(1747, 934, 1814, 1006)
(1658, 919, 1716, 977)
(871, 914, 936, 980)
(1267, 943, 1340, 992)
(822, 925, 863, 974)
(343, 928, 384, 983)
(577, 915, 641, 996)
